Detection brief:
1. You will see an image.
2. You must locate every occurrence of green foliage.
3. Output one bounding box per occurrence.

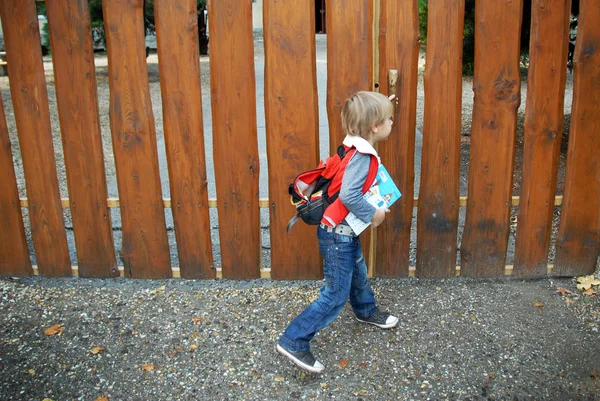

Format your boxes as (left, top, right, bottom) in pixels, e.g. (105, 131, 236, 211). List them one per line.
(417, 0, 427, 46)
(418, 1, 580, 77)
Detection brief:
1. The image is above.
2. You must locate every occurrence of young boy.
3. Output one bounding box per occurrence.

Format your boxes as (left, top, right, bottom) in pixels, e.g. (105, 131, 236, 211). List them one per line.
(277, 91, 398, 373)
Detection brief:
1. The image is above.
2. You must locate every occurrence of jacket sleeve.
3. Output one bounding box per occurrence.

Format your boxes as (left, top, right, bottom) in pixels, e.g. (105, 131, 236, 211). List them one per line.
(339, 152, 377, 223)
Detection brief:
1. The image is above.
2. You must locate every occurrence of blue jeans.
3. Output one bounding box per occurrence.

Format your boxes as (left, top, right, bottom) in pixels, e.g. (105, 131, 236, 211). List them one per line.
(278, 226, 377, 352)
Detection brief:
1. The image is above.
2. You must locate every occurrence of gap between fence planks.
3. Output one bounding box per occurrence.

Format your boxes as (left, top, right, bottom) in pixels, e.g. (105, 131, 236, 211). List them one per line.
(376, 0, 420, 278)
(416, 0, 465, 279)
(208, 0, 261, 279)
(461, 0, 524, 278)
(0, 0, 71, 277)
(155, 0, 214, 279)
(264, 0, 322, 280)
(513, 0, 572, 278)
(554, 0, 600, 276)
(45, 0, 118, 278)
(103, 0, 171, 279)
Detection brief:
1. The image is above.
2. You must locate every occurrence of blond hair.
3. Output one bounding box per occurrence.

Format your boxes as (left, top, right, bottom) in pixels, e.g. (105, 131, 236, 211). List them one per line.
(341, 91, 394, 138)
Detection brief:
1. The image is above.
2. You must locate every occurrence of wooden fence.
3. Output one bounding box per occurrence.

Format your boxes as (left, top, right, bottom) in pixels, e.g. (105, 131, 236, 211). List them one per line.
(0, 0, 598, 280)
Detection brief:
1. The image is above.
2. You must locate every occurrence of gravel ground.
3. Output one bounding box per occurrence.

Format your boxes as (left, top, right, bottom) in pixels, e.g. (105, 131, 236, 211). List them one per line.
(1, 276, 599, 400)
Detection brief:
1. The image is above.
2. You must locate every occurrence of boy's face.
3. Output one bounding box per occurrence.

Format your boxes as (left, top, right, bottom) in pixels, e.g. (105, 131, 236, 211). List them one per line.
(371, 116, 393, 143)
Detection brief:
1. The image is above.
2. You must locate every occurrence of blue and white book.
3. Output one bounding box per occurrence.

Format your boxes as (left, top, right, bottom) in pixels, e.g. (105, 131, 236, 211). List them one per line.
(345, 164, 402, 235)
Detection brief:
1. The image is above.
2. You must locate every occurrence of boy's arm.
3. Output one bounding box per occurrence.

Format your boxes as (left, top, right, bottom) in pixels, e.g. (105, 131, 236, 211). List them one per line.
(339, 152, 377, 223)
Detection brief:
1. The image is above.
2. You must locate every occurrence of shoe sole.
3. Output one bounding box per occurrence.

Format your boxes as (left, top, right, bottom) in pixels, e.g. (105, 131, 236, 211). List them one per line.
(276, 344, 324, 373)
(355, 316, 399, 329)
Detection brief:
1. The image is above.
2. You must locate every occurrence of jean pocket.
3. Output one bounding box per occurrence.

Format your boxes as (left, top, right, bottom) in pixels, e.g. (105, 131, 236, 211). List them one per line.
(334, 233, 354, 244)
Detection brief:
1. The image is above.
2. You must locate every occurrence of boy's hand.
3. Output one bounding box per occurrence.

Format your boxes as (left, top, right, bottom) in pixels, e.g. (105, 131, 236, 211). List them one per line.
(371, 208, 390, 227)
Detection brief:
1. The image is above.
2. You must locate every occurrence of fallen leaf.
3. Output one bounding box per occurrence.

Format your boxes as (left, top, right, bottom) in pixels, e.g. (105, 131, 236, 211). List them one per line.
(44, 324, 64, 336)
(43, 399, 54, 401)
(359, 362, 368, 368)
(274, 375, 285, 382)
(27, 369, 35, 376)
(339, 359, 349, 368)
(95, 397, 109, 401)
(320, 383, 328, 389)
(576, 275, 600, 291)
(556, 287, 572, 295)
(191, 317, 204, 324)
(592, 370, 599, 379)
(533, 301, 544, 308)
(565, 298, 575, 305)
(471, 315, 477, 322)
(356, 389, 368, 396)
(140, 364, 154, 371)
(167, 352, 177, 358)
(90, 347, 105, 355)
(583, 288, 598, 296)
(189, 344, 198, 351)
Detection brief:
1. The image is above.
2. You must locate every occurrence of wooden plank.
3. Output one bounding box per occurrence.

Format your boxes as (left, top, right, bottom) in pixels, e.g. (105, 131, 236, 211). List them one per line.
(208, 0, 260, 279)
(513, 0, 571, 278)
(326, 0, 373, 152)
(102, 0, 171, 279)
(0, 94, 32, 276)
(0, 0, 71, 277)
(460, 0, 524, 278)
(375, 0, 420, 277)
(327, 0, 374, 266)
(263, 0, 321, 280)
(155, 0, 214, 279)
(414, 0, 464, 278)
(45, 0, 118, 278)
(554, 0, 600, 276)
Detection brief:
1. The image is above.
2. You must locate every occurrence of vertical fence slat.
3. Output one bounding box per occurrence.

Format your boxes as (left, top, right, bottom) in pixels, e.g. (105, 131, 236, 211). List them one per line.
(326, 0, 373, 151)
(45, 0, 118, 278)
(514, 0, 571, 277)
(264, 0, 321, 280)
(415, 0, 465, 278)
(554, 0, 600, 276)
(0, 0, 71, 277)
(155, 0, 214, 279)
(0, 95, 32, 276)
(102, 0, 171, 279)
(208, 1, 260, 279)
(460, 1, 523, 278)
(376, 0, 419, 277)
(327, 0, 374, 266)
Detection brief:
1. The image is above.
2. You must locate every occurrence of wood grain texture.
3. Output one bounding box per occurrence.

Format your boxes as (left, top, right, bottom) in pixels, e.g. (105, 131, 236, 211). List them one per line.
(0, 94, 32, 276)
(155, 0, 214, 279)
(326, 0, 373, 152)
(0, 0, 71, 277)
(208, 0, 261, 279)
(460, 0, 524, 278)
(264, 0, 322, 280)
(514, 0, 571, 277)
(326, 0, 374, 266)
(415, 0, 464, 278)
(376, 0, 420, 277)
(554, 0, 600, 276)
(103, 0, 171, 278)
(46, 0, 118, 278)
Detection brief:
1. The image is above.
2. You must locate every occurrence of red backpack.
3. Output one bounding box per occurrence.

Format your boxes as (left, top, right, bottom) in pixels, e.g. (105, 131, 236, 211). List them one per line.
(287, 145, 355, 234)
